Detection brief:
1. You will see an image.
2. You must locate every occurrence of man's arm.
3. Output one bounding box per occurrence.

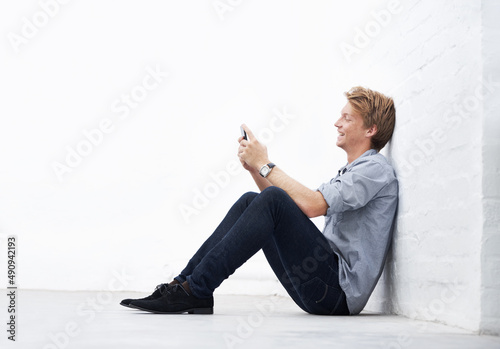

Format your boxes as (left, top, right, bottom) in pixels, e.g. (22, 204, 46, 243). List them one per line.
(265, 167, 328, 218)
(238, 124, 328, 218)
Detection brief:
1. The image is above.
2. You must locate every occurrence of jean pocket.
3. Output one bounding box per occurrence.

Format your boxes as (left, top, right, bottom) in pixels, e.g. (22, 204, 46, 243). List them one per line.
(300, 277, 345, 315)
(300, 277, 329, 304)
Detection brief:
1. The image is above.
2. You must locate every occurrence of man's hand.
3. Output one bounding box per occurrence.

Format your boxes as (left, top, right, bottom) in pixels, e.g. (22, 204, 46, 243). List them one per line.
(238, 157, 254, 172)
(237, 124, 270, 172)
(237, 124, 273, 191)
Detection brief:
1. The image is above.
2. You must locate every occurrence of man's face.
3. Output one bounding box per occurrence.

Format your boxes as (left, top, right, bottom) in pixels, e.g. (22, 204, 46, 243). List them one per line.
(334, 102, 369, 151)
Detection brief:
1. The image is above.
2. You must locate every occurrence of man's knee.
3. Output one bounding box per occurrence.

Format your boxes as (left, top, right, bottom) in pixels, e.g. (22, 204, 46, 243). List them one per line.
(241, 187, 291, 207)
(240, 191, 259, 204)
(260, 186, 289, 200)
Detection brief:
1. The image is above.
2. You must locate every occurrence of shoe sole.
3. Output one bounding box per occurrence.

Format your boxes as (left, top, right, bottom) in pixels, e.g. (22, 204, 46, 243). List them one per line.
(120, 302, 140, 309)
(131, 305, 213, 315)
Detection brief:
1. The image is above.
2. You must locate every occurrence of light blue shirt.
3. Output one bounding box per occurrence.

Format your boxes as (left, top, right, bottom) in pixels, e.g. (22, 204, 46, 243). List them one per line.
(317, 149, 398, 314)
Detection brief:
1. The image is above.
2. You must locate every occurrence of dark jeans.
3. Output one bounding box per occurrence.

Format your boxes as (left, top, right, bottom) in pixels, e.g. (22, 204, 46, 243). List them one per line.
(175, 186, 350, 315)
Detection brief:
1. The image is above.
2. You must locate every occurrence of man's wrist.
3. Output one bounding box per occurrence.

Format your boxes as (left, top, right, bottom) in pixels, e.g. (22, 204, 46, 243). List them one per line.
(259, 162, 276, 178)
(256, 159, 271, 171)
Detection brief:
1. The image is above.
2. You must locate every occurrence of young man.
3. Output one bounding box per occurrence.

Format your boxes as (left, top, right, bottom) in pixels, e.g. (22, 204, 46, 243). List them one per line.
(121, 86, 398, 315)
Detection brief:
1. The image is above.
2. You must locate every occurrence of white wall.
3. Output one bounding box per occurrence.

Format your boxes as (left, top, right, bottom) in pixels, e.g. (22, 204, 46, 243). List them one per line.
(364, 0, 500, 336)
(0, 0, 498, 335)
(366, 0, 482, 330)
(481, 0, 500, 336)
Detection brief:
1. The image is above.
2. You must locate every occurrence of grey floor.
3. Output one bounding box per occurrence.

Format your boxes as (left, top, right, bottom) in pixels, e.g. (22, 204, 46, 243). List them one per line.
(1, 290, 499, 349)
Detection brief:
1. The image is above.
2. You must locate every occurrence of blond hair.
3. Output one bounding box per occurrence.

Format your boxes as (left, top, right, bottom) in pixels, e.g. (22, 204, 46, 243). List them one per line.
(344, 86, 396, 151)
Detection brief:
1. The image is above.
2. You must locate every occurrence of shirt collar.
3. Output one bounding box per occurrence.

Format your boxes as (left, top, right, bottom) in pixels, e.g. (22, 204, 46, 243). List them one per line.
(339, 149, 378, 175)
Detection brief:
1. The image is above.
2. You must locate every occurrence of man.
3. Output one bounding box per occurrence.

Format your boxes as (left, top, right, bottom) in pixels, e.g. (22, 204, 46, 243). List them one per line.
(121, 86, 398, 315)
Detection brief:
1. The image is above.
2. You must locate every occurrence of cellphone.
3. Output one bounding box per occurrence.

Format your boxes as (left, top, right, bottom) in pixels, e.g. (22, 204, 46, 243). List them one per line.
(240, 126, 247, 140)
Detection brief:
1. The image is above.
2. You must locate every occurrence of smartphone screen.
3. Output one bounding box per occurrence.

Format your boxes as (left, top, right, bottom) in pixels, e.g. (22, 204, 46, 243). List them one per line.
(240, 126, 247, 140)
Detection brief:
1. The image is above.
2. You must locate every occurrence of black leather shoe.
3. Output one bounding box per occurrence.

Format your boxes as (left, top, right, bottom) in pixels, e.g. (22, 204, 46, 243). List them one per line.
(130, 284, 214, 314)
(120, 283, 172, 308)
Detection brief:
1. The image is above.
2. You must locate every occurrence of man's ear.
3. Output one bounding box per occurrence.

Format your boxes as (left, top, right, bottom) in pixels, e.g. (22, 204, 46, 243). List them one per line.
(366, 124, 378, 138)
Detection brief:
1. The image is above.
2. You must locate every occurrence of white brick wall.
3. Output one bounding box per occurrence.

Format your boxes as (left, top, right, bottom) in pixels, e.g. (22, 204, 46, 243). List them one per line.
(480, 0, 500, 336)
(365, 0, 500, 335)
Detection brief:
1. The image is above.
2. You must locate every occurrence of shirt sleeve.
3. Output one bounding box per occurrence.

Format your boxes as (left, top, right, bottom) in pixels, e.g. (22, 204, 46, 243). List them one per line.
(317, 159, 391, 217)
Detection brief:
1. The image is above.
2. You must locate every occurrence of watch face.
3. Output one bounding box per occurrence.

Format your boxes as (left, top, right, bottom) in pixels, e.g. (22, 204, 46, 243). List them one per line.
(261, 166, 270, 177)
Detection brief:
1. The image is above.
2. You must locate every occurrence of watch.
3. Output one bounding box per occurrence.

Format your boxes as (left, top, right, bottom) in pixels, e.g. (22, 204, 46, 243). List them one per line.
(259, 163, 276, 178)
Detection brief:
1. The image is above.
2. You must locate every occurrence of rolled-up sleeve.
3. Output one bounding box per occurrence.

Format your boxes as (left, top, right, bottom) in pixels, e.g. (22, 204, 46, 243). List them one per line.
(317, 160, 390, 217)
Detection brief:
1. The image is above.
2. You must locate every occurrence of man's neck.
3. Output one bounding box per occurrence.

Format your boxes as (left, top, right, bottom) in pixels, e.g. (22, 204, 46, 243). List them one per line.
(346, 146, 373, 164)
